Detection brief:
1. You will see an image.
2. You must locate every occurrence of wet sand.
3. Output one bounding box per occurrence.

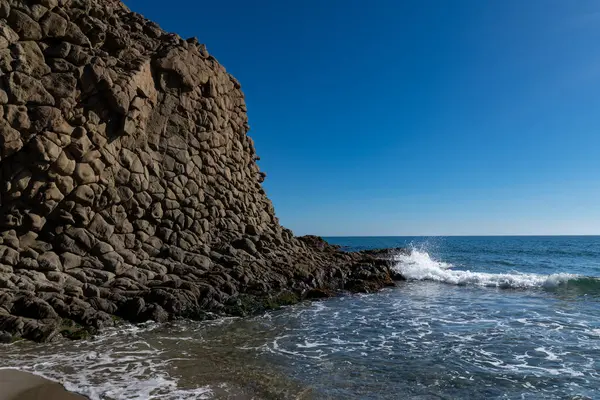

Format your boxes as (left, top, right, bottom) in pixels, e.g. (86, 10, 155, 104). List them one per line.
(0, 369, 86, 400)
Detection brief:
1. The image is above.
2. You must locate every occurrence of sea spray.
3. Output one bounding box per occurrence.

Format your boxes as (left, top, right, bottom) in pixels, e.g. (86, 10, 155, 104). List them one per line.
(394, 247, 578, 288)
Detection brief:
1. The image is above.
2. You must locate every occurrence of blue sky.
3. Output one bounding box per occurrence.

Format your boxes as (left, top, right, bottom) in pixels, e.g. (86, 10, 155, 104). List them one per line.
(125, 0, 600, 236)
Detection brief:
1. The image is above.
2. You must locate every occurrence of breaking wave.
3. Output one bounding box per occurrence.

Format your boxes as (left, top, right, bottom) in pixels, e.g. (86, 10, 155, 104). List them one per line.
(393, 248, 600, 291)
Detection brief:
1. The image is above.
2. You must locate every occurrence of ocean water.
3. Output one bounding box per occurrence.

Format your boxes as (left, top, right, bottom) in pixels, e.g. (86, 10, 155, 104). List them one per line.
(1, 236, 600, 399)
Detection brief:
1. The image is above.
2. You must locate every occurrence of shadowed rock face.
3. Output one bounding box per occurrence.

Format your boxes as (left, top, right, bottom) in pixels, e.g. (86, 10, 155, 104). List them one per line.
(0, 0, 401, 342)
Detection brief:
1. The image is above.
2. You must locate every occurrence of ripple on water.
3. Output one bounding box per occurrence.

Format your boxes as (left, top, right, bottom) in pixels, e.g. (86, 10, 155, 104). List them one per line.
(1, 280, 600, 399)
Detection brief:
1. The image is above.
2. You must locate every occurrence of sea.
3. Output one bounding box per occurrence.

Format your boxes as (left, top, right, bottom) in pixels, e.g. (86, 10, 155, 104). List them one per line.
(1, 236, 599, 399)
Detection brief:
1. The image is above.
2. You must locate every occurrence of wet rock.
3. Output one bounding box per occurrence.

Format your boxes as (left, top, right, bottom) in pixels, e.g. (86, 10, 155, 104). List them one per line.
(305, 288, 334, 299)
(0, 330, 12, 343)
(119, 297, 145, 321)
(141, 303, 169, 323)
(12, 296, 58, 320)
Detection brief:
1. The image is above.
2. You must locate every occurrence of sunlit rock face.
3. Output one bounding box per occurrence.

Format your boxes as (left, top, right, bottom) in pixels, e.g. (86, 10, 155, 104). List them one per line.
(0, 0, 398, 342)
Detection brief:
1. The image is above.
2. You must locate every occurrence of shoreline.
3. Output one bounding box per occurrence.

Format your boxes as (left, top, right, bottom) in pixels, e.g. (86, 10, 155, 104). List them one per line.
(0, 369, 87, 400)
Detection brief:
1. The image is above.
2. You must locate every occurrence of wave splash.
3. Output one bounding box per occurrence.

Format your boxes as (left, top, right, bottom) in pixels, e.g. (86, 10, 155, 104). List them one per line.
(393, 248, 580, 289)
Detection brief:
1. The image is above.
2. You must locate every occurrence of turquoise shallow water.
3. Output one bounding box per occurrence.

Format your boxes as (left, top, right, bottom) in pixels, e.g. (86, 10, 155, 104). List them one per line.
(1, 236, 599, 399)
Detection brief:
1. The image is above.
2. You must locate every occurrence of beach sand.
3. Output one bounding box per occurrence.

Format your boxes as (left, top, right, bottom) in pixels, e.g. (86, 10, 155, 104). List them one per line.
(0, 369, 86, 400)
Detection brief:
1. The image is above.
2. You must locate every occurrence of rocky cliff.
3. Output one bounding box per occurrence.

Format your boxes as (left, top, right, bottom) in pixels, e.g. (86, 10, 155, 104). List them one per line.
(0, 0, 400, 342)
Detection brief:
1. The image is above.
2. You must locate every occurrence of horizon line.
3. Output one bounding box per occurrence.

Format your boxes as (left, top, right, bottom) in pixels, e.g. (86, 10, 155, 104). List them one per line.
(316, 234, 600, 238)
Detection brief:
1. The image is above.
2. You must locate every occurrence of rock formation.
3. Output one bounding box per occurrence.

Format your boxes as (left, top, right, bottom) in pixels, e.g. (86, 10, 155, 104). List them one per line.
(0, 0, 401, 342)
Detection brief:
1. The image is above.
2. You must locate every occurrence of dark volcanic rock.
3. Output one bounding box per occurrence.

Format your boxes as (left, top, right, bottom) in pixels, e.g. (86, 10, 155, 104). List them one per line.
(0, 330, 12, 343)
(0, 0, 405, 342)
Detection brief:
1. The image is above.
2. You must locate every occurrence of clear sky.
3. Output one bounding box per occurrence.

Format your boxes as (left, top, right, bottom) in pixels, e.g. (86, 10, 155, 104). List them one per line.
(124, 0, 600, 236)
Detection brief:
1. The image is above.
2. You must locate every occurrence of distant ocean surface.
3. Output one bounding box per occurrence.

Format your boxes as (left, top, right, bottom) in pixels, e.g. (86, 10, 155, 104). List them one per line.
(2, 236, 600, 399)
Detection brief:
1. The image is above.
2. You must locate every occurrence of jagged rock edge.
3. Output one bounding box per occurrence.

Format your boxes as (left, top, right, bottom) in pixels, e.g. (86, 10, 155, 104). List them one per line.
(0, 0, 404, 342)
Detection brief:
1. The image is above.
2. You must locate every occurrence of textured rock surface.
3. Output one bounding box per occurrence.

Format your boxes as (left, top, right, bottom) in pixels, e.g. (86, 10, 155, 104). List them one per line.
(0, 0, 401, 342)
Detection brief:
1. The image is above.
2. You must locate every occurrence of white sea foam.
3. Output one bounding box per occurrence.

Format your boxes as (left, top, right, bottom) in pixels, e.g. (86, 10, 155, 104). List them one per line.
(5, 357, 214, 400)
(0, 323, 214, 400)
(393, 249, 578, 289)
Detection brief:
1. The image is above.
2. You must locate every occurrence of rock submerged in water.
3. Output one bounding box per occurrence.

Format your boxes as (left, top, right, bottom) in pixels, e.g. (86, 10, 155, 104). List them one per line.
(0, 0, 404, 342)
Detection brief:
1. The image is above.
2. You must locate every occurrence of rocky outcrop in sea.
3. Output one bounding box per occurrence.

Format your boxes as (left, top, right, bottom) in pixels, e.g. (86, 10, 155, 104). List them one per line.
(0, 0, 402, 342)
